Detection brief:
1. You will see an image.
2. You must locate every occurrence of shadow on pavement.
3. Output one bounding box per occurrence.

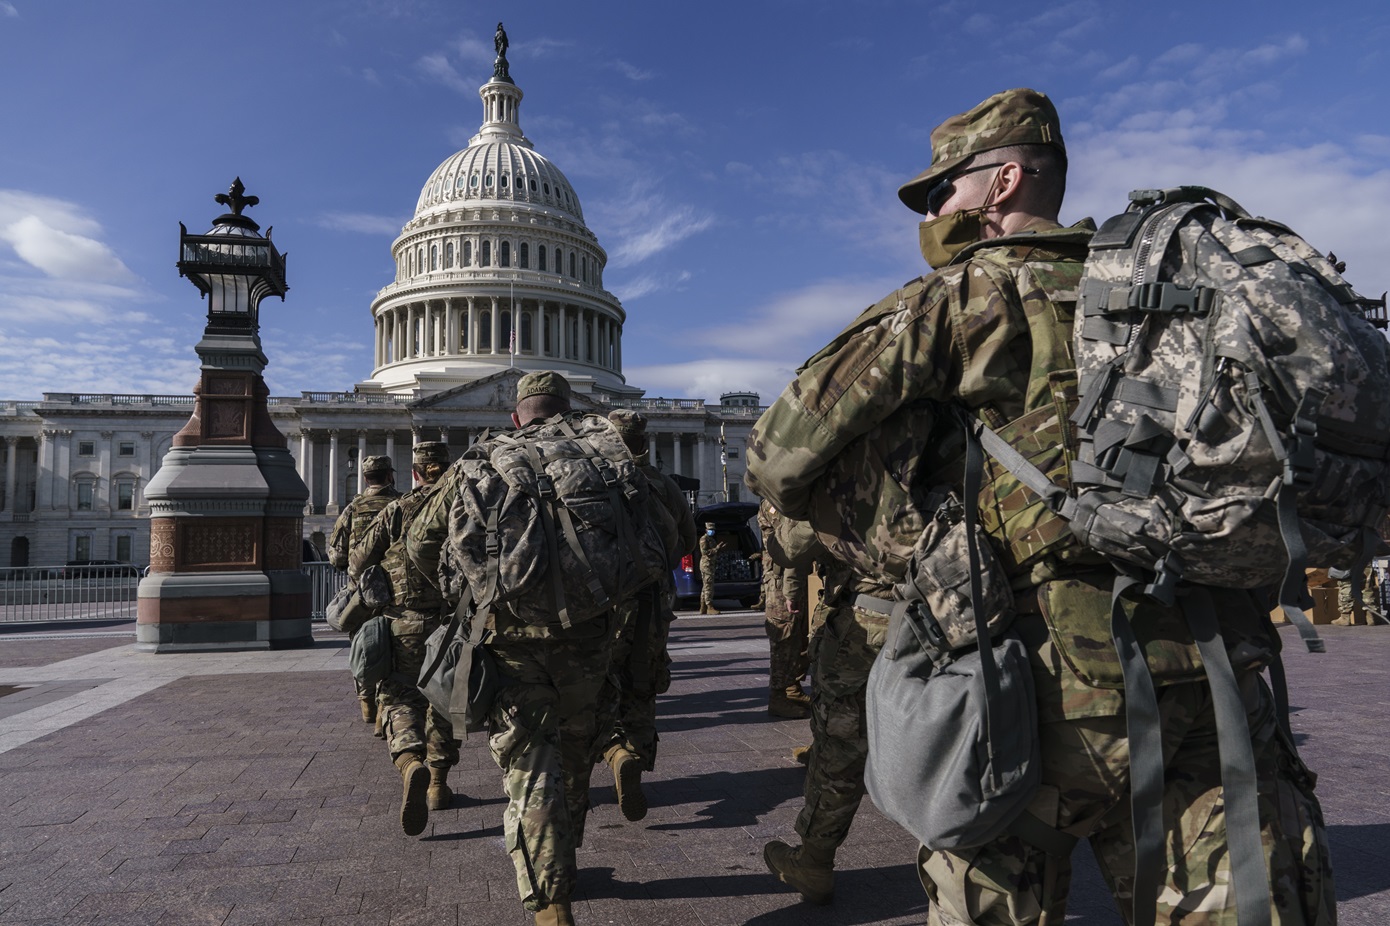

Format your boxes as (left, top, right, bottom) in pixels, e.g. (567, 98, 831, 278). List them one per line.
(642, 766, 806, 831)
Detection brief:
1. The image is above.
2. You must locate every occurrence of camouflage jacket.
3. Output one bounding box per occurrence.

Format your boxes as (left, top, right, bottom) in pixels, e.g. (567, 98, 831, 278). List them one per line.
(642, 461, 697, 570)
(327, 484, 402, 571)
(348, 484, 445, 614)
(745, 220, 1098, 590)
(757, 500, 807, 603)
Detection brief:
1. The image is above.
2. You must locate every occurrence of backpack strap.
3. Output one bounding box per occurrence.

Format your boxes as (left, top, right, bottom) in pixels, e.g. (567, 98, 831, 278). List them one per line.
(1183, 587, 1273, 926)
(521, 440, 607, 629)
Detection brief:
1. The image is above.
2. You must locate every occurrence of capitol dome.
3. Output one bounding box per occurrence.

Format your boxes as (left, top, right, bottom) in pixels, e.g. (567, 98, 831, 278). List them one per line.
(362, 44, 636, 399)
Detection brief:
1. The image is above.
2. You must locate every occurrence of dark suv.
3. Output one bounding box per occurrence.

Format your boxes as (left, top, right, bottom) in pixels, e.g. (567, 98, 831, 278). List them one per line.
(61, 560, 140, 579)
(673, 501, 763, 609)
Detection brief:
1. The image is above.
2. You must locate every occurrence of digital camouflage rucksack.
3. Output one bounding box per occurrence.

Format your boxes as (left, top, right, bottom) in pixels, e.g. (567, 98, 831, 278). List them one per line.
(970, 185, 1390, 926)
(1078, 188, 1386, 623)
(437, 412, 666, 628)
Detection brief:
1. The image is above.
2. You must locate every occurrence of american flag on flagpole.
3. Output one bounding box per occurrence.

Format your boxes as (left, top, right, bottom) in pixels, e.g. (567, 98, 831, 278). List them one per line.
(509, 276, 516, 366)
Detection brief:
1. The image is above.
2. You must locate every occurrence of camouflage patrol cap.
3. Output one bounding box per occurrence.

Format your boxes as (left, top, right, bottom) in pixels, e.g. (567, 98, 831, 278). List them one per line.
(411, 441, 450, 466)
(898, 88, 1065, 215)
(607, 409, 648, 436)
(361, 454, 393, 475)
(516, 370, 572, 402)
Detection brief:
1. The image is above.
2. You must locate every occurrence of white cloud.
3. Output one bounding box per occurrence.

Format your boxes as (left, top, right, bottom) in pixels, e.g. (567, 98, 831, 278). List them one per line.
(0, 191, 135, 283)
(315, 212, 407, 235)
(607, 203, 714, 267)
(612, 269, 691, 303)
(416, 52, 474, 95)
(611, 60, 654, 81)
(0, 3, 17, 18)
(623, 358, 798, 407)
(0, 329, 201, 400)
(689, 277, 901, 358)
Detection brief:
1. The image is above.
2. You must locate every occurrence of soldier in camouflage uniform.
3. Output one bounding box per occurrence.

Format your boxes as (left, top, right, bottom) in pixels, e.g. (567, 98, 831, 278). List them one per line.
(757, 499, 811, 719)
(328, 454, 400, 725)
(348, 441, 458, 838)
(697, 525, 727, 614)
(746, 88, 1334, 924)
(596, 409, 697, 822)
(404, 371, 611, 926)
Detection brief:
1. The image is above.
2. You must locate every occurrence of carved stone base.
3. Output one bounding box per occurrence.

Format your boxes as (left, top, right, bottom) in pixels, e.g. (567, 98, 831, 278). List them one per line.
(134, 572, 311, 652)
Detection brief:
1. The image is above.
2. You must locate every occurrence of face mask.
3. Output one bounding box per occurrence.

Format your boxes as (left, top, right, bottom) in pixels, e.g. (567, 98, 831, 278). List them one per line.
(707, 529, 715, 536)
(917, 206, 985, 269)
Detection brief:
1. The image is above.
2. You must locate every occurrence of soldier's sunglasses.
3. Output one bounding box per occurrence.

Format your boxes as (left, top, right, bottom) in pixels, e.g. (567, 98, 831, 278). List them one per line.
(926, 163, 1039, 215)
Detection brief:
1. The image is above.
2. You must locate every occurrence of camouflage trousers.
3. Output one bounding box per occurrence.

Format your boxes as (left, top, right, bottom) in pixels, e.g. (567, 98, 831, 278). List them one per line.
(919, 637, 1335, 925)
(379, 612, 458, 769)
(597, 589, 672, 769)
(764, 591, 809, 690)
(795, 597, 889, 849)
(700, 564, 717, 611)
(487, 620, 612, 911)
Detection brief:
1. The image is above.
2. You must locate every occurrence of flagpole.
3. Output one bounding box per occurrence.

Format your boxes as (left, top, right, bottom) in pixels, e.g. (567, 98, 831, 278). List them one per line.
(509, 276, 515, 367)
(720, 421, 729, 501)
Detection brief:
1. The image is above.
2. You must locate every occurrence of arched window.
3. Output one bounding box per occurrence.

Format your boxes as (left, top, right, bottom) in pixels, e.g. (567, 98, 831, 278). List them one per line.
(500, 174, 508, 189)
(408, 251, 414, 275)
(569, 252, 576, 278)
(581, 256, 588, 283)
(479, 310, 492, 349)
(464, 241, 472, 266)
(482, 241, 491, 267)
(417, 247, 424, 274)
(520, 243, 529, 269)
(430, 245, 438, 271)
(521, 312, 533, 352)
(470, 173, 479, 189)
(459, 313, 468, 349)
(538, 245, 547, 272)
(485, 173, 494, 189)
(543, 182, 550, 195)
(500, 241, 511, 268)
(445, 242, 454, 268)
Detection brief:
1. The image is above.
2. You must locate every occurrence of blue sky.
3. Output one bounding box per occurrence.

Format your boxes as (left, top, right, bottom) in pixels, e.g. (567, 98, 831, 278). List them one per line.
(1, 1, 1387, 404)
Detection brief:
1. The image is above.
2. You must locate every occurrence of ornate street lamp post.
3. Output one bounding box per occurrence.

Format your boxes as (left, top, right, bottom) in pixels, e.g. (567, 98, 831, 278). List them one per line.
(137, 180, 312, 651)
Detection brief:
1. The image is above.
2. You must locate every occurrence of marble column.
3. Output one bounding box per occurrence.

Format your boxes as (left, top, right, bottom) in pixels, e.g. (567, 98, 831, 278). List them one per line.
(490, 297, 500, 355)
(327, 430, 341, 512)
(385, 432, 397, 491)
(98, 431, 113, 510)
(673, 433, 685, 477)
(447, 298, 459, 355)
(0, 437, 10, 512)
(298, 431, 310, 482)
(356, 431, 368, 494)
(468, 298, 478, 356)
(697, 435, 706, 487)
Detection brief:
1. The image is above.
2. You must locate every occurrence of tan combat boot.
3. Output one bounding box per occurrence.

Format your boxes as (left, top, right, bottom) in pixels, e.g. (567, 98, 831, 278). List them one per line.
(784, 683, 811, 707)
(764, 838, 836, 905)
(768, 687, 811, 719)
(359, 695, 376, 723)
(791, 744, 811, 764)
(373, 705, 386, 739)
(534, 900, 576, 925)
(394, 752, 430, 836)
(426, 766, 453, 811)
(604, 744, 647, 822)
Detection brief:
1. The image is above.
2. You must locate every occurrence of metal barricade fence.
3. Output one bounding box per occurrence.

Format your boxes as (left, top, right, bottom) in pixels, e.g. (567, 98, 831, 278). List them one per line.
(1, 562, 350, 625)
(303, 561, 348, 622)
(0, 565, 141, 623)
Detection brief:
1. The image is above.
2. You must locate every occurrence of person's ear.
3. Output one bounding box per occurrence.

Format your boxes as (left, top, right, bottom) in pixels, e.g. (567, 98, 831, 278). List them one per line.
(510, 411, 522, 428)
(988, 162, 1026, 208)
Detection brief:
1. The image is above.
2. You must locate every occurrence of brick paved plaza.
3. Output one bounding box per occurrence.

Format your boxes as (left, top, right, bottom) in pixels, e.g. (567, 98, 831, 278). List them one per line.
(0, 613, 1386, 925)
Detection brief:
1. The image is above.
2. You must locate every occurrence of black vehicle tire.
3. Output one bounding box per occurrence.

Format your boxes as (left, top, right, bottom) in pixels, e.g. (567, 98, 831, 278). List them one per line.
(740, 595, 761, 609)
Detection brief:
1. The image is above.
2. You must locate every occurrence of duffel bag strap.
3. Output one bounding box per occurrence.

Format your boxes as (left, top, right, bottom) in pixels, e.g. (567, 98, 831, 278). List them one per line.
(419, 585, 474, 686)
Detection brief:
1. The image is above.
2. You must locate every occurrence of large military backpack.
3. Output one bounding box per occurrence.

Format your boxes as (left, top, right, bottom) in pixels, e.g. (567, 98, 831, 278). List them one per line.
(438, 412, 666, 628)
(980, 186, 1390, 632)
(969, 185, 1390, 926)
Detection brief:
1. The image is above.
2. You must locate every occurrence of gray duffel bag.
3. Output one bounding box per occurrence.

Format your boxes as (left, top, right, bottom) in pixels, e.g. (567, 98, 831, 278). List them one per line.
(863, 479, 1040, 851)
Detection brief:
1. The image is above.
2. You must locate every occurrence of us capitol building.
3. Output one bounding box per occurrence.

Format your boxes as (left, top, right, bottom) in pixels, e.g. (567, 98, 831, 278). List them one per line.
(0, 41, 762, 569)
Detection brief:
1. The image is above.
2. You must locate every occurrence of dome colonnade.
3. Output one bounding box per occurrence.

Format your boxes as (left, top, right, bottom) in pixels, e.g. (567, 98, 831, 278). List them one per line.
(366, 59, 628, 396)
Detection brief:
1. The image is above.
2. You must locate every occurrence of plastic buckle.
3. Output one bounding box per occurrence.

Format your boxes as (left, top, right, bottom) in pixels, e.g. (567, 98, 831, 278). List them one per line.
(535, 473, 556, 499)
(908, 601, 950, 653)
(1128, 282, 1208, 315)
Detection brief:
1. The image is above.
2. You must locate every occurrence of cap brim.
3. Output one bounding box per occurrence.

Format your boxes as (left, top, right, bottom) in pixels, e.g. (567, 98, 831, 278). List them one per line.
(897, 152, 972, 215)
